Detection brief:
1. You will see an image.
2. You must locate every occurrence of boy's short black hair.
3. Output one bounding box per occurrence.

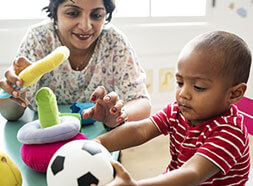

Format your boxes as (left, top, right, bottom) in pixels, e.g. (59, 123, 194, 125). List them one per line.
(43, 0, 115, 23)
(194, 31, 252, 85)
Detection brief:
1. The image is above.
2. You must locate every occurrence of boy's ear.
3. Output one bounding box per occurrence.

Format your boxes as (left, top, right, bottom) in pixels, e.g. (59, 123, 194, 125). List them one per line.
(228, 83, 247, 104)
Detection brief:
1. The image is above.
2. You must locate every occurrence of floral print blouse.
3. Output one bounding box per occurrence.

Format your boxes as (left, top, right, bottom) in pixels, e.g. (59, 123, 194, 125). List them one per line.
(17, 19, 150, 111)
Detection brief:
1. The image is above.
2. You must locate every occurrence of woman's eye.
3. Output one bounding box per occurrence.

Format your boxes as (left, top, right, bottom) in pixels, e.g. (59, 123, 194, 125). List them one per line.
(194, 85, 205, 91)
(91, 13, 104, 20)
(65, 11, 79, 17)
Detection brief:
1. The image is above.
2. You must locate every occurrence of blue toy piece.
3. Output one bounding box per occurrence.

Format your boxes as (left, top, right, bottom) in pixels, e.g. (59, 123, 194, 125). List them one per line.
(0, 86, 24, 99)
(0, 89, 12, 99)
(70, 102, 96, 125)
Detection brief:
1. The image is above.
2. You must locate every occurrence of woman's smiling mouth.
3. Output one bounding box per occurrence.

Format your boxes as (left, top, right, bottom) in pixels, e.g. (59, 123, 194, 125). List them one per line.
(73, 33, 92, 40)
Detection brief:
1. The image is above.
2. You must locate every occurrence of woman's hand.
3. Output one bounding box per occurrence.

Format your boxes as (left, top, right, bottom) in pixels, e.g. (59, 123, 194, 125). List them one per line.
(0, 56, 31, 107)
(82, 86, 128, 128)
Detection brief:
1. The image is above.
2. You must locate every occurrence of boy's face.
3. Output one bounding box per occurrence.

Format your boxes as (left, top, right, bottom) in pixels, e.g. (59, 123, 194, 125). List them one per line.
(175, 48, 232, 125)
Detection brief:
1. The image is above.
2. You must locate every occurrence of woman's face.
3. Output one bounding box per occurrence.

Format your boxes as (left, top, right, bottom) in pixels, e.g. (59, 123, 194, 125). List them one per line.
(57, 0, 106, 51)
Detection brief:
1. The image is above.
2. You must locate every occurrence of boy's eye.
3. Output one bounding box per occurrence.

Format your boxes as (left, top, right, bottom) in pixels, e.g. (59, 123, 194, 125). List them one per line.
(176, 81, 183, 87)
(194, 85, 206, 91)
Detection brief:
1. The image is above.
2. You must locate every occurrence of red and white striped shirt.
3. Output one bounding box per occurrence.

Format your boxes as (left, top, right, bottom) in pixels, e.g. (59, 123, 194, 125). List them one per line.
(151, 102, 250, 186)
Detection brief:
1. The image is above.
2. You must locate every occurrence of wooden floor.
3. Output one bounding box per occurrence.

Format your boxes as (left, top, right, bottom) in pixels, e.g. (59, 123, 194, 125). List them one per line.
(121, 135, 169, 180)
(121, 134, 253, 184)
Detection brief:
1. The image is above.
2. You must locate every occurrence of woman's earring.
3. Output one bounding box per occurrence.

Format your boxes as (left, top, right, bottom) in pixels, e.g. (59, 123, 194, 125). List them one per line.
(54, 24, 58, 30)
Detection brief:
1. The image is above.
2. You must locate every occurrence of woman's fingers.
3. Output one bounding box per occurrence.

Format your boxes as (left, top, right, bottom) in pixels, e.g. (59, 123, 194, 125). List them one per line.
(81, 107, 95, 120)
(117, 108, 128, 124)
(0, 56, 31, 96)
(0, 78, 21, 98)
(10, 97, 27, 107)
(88, 86, 128, 126)
(110, 99, 124, 114)
(13, 56, 32, 75)
(104, 91, 119, 105)
(90, 86, 107, 102)
(4, 68, 20, 87)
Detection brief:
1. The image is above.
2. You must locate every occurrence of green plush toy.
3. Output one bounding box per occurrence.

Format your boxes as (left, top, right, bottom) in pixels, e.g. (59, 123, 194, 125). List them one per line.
(35, 87, 81, 128)
(35, 87, 60, 128)
(0, 152, 22, 186)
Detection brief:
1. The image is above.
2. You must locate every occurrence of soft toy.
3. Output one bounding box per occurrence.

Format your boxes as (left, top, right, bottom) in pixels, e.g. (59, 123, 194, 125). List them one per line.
(17, 87, 87, 172)
(20, 133, 86, 172)
(0, 152, 22, 186)
(18, 88, 82, 144)
(47, 140, 114, 186)
(36, 86, 60, 128)
(70, 102, 96, 125)
(0, 46, 70, 99)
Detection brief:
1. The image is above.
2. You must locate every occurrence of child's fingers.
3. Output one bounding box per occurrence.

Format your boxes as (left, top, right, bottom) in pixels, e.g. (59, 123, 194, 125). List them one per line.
(110, 160, 127, 176)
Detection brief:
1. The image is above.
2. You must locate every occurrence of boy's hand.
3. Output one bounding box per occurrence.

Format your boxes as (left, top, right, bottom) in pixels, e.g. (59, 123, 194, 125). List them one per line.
(0, 57, 31, 106)
(82, 86, 128, 128)
(90, 160, 137, 186)
(105, 160, 137, 186)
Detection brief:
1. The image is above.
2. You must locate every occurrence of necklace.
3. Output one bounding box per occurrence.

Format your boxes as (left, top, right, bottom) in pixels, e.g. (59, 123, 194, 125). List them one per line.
(71, 43, 96, 71)
(74, 50, 93, 71)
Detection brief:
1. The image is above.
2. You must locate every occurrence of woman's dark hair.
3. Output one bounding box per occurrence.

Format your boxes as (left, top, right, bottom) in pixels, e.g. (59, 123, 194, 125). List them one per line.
(42, 0, 115, 23)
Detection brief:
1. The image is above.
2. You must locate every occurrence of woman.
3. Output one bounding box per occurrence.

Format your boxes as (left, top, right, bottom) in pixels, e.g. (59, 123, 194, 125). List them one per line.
(0, 0, 151, 127)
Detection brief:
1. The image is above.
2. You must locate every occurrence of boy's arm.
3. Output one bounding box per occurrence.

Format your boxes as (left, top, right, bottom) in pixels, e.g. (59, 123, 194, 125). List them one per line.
(94, 118, 161, 152)
(137, 154, 220, 186)
(108, 154, 220, 186)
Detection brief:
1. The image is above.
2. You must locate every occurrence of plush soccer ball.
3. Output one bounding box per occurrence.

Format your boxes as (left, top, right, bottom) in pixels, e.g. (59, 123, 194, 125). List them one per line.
(47, 140, 114, 186)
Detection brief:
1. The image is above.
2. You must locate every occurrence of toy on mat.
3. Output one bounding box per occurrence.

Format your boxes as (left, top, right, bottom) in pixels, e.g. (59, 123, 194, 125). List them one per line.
(70, 102, 96, 125)
(17, 87, 87, 172)
(36, 85, 60, 128)
(0, 152, 22, 186)
(0, 46, 70, 99)
(47, 140, 114, 186)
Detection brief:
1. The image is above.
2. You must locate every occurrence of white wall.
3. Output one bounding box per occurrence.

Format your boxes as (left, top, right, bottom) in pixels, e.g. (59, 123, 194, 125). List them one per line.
(113, 0, 253, 111)
(114, 22, 215, 111)
(0, 1, 253, 113)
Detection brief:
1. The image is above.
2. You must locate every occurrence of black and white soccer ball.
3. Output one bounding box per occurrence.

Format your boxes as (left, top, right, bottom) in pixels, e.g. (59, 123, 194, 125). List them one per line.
(46, 140, 114, 186)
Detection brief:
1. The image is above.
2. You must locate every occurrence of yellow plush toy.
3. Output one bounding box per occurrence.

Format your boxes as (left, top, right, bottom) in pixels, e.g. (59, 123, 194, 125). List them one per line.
(0, 46, 70, 99)
(19, 46, 70, 87)
(0, 152, 22, 186)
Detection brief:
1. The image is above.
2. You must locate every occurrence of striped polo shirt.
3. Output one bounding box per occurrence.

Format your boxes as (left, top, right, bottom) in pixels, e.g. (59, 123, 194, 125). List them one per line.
(151, 102, 250, 186)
